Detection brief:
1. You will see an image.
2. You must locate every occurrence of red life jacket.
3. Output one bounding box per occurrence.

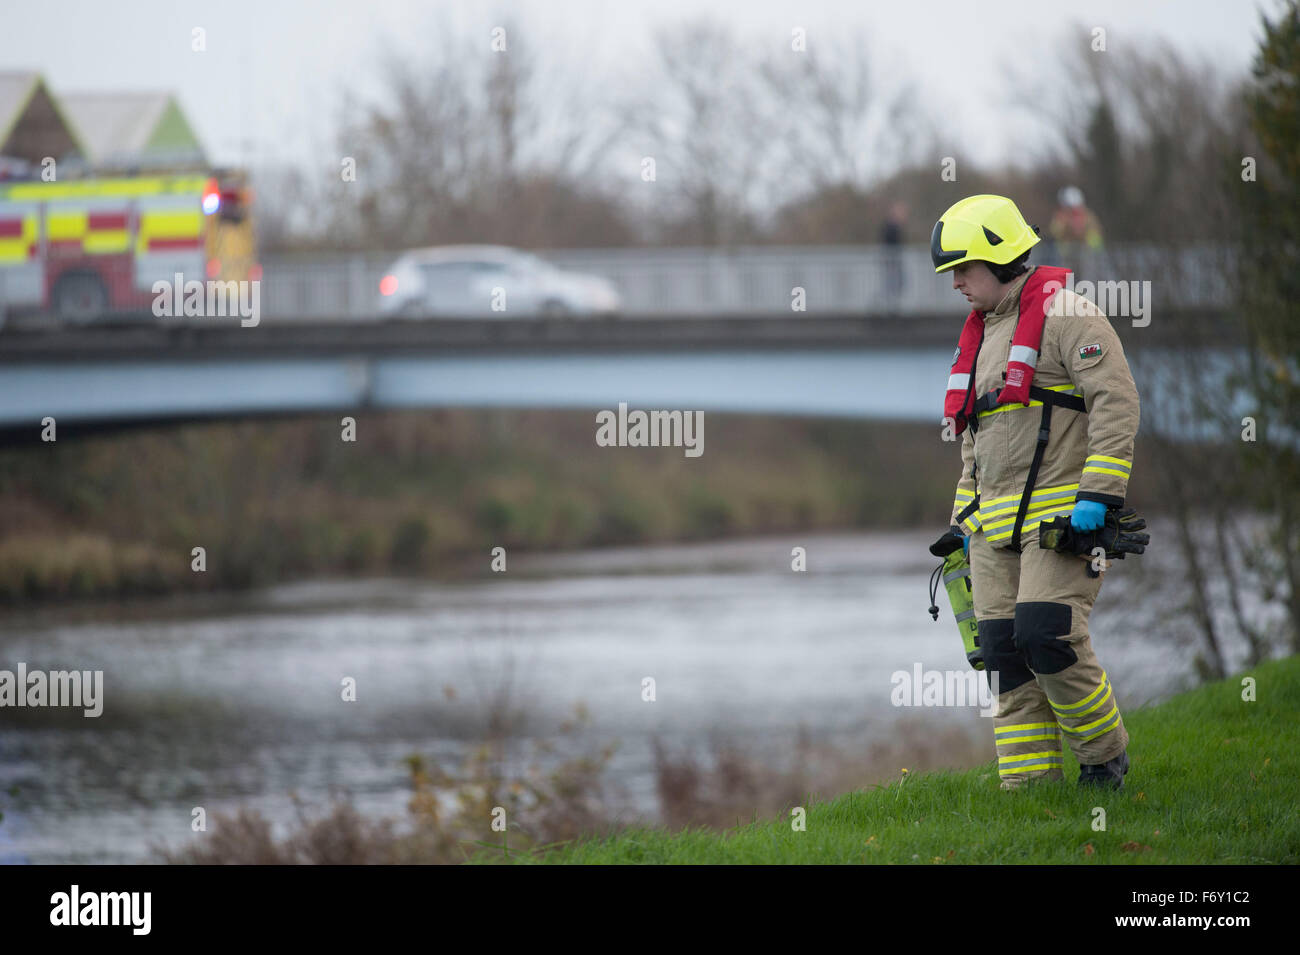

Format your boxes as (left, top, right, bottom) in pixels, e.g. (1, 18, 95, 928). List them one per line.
(944, 265, 1072, 435)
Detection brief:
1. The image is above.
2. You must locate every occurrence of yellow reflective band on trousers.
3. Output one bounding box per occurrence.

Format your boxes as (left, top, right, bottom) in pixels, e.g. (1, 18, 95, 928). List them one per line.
(995, 722, 1063, 777)
(975, 383, 1081, 418)
(1083, 453, 1132, 480)
(994, 721, 1062, 744)
(997, 751, 1064, 776)
(1050, 672, 1112, 716)
(1048, 673, 1122, 742)
(1057, 705, 1121, 742)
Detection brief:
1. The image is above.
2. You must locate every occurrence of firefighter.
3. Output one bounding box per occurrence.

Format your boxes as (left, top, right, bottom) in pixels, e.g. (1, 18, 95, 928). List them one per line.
(931, 194, 1140, 791)
(1048, 186, 1104, 282)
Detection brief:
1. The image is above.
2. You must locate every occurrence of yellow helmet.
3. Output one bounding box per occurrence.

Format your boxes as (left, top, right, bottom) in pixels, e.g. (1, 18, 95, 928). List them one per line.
(930, 194, 1040, 273)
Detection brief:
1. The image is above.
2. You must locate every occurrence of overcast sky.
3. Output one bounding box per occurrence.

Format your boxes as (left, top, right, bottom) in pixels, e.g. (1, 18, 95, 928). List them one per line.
(1, 0, 1279, 171)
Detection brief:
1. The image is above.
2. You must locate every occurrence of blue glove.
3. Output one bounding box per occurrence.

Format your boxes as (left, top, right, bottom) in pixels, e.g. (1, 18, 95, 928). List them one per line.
(1071, 500, 1107, 532)
(962, 534, 971, 557)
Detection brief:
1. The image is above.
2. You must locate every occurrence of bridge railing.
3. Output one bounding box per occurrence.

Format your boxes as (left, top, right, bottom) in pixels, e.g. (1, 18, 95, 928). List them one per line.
(1, 243, 1237, 325)
(253, 243, 1235, 321)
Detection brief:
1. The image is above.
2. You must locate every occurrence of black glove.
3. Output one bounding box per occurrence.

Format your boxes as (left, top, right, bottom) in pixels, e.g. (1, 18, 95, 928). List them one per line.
(1109, 508, 1149, 555)
(1039, 507, 1149, 566)
(929, 525, 965, 558)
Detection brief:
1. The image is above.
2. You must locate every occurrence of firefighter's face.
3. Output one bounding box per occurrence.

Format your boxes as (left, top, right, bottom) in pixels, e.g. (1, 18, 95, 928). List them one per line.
(951, 261, 1005, 312)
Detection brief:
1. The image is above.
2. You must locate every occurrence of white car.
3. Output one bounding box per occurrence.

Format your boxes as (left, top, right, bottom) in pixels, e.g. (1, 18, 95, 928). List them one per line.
(377, 245, 621, 318)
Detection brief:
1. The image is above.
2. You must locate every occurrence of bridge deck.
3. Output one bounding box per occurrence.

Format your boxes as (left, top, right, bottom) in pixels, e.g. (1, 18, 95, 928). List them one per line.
(0, 309, 1237, 362)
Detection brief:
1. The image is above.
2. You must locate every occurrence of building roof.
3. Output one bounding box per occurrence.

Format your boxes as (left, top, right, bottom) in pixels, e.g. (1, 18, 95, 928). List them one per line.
(0, 72, 39, 143)
(59, 91, 206, 168)
(0, 73, 207, 173)
(0, 71, 87, 163)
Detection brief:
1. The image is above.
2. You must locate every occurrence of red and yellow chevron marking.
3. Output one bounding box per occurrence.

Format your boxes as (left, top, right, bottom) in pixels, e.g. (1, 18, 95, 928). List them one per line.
(136, 207, 203, 254)
(43, 207, 141, 256)
(0, 176, 209, 262)
(0, 215, 38, 263)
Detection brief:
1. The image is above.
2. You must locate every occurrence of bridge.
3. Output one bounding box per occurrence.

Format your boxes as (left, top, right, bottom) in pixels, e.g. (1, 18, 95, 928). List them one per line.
(0, 304, 1239, 447)
(0, 242, 1240, 444)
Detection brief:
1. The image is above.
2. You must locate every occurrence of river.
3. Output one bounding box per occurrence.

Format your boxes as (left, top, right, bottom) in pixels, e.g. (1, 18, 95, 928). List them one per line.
(0, 529, 1215, 863)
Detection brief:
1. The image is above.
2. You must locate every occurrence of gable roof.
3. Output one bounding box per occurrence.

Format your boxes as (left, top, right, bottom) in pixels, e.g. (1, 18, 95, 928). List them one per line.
(59, 91, 206, 168)
(0, 72, 39, 143)
(0, 71, 87, 163)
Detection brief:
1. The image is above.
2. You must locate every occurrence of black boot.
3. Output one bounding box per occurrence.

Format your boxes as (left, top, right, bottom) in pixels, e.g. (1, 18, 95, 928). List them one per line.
(1078, 749, 1129, 790)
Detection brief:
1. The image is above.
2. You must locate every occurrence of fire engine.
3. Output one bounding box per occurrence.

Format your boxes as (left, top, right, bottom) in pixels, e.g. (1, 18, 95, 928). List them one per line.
(0, 170, 258, 325)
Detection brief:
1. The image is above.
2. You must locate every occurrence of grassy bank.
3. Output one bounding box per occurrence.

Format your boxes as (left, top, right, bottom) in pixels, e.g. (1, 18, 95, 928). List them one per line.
(492, 655, 1300, 864)
(0, 409, 970, 604)
(0, 407, 1180, 605)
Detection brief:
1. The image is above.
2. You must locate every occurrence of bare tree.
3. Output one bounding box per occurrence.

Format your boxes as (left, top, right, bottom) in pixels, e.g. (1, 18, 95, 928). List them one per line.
(620, 19, 778, 245)
(758, 29, 920, 198)
(624, 21, 921, 245)
(262, 17, 633, 252)
(1017, 26, 1244, 243)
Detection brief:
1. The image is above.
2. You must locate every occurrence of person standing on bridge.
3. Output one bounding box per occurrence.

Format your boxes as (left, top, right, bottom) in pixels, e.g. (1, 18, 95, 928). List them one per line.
(1048, 186, 1104, 284)
(930, 194, 1140, 790)
(880, 201, 908, 311)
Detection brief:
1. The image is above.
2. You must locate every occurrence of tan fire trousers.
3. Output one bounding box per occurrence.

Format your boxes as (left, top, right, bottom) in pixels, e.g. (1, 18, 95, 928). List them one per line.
(969, 531, 1129, 788)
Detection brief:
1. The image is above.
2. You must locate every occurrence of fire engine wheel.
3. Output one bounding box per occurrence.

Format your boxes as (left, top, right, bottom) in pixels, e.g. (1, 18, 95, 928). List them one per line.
(53, 273, 108, 325)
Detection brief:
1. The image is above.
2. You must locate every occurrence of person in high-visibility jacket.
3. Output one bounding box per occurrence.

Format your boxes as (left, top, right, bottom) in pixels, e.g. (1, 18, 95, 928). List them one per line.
(931, 194, 1140, 791)
(1048, 186, 1104, 282)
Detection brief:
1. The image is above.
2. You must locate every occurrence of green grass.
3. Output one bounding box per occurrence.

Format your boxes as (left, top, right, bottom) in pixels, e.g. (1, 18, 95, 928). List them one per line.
(489, 656, 1300, 864)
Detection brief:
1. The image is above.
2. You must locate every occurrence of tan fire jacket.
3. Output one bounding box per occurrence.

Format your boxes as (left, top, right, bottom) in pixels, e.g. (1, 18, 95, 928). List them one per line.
(948, 267, 1140, 549)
